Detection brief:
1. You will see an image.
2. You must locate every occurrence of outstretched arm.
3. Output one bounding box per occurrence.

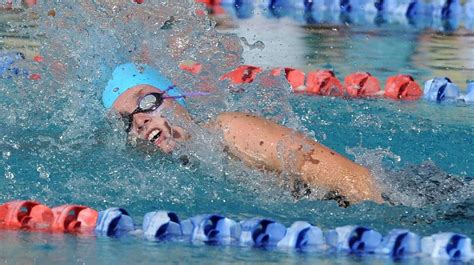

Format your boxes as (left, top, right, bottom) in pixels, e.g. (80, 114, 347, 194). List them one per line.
(214, 112, 383, 203)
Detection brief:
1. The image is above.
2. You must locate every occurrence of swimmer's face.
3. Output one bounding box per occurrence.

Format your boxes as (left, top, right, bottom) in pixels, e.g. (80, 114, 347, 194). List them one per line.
(112, 85, 190, 153)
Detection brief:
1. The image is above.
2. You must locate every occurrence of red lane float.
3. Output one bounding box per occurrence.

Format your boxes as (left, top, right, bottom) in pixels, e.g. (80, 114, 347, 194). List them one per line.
(159, 59, 422, 101)
(219, 64, 420, 101)
(30, 73, 41, 80)
(33, 55, 44, 63)
(195, 0, 221, 5)
(179, 61, 203, 75)
(51, 205, 98, 232)
(220, 65, 263, 84)
(344, 72, 381, 97)
(195, 0, 225, 14)
(305, 70, 345, 96)
(0, 201, 98, 233)
(221, 66, 347, 97)
(384, 74, 422, 100)
(271, 67, 305, 90)
(0, 200, 53, 229)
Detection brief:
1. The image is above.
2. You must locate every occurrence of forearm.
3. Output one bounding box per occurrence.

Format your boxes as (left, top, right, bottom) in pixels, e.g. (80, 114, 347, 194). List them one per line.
(295, 144, 383, 203)
(272, 135, 383, 203)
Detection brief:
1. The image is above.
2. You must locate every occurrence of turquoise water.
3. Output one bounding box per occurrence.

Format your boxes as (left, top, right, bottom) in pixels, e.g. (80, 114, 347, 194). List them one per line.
(0, 1, 473, 264)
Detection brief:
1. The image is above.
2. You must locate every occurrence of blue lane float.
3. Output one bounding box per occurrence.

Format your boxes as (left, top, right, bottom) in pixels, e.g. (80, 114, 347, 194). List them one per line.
(142, 211, 182, 239)
(239, 218, 287, 247)
(92, 208, 473, 262)
(421, 233, 473, 262)
(216, 0, 474, 31)
(253, 0, 469, 16)
(95, 207, 134, 236)
(325, 225, 382, 253)
(181, 214, 240, 243)
(374, 229, 421, 257)
(277, 221, 324, 249)
(423, 77, 460, 103)
(0, 51, 29, 79)
(423, 77, 474, 103)
(465, 81, 474, 102)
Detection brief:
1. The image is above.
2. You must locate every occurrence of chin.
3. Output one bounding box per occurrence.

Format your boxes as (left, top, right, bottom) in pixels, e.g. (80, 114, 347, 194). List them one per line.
(158, 141, 176, 154)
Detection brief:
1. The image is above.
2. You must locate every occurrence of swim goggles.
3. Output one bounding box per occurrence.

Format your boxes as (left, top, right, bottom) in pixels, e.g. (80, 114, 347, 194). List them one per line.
(120, 87, 211, 133)
(121, 89, 184, 133)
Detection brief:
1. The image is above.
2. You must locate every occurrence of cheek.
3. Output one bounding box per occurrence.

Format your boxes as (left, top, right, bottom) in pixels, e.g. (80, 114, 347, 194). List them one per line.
(172, 129, 181, 139)
(163, 122, 172, 133)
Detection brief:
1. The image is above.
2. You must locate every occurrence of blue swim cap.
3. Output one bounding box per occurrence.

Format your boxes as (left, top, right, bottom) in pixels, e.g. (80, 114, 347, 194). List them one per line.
(102, 63, 186, 108)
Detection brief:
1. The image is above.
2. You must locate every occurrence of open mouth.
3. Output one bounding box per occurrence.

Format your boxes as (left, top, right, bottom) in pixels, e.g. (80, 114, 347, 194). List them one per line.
(147, 129, 163, 144)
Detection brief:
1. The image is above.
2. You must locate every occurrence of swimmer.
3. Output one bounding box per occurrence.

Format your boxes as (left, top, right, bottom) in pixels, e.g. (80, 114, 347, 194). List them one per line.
(103, 63, 383, 205)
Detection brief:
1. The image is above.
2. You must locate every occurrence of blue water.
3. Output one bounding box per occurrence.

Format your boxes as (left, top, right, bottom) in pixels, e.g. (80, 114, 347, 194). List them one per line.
(0, 1, 473, 264)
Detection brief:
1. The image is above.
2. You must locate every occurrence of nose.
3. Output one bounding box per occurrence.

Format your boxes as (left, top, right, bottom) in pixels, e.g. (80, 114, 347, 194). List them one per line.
(132, 112, 152, 133)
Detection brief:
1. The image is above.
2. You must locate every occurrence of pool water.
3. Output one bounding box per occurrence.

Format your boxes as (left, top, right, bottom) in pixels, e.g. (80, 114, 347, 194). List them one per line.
(0, 1, 473, 264)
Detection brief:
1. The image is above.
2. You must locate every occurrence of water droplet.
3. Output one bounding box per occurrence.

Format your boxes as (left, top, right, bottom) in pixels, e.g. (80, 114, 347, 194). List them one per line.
(5, 171, 14, 180)
(37, 164, 50, 180)
(2, 151, 10, 160)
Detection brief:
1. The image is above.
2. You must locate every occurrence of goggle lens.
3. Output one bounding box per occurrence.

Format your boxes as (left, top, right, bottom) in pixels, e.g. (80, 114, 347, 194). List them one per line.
(139, 93, 162, 111)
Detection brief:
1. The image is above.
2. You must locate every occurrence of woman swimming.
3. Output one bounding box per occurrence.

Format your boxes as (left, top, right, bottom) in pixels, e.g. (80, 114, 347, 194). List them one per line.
(103, 63, 383, 205)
